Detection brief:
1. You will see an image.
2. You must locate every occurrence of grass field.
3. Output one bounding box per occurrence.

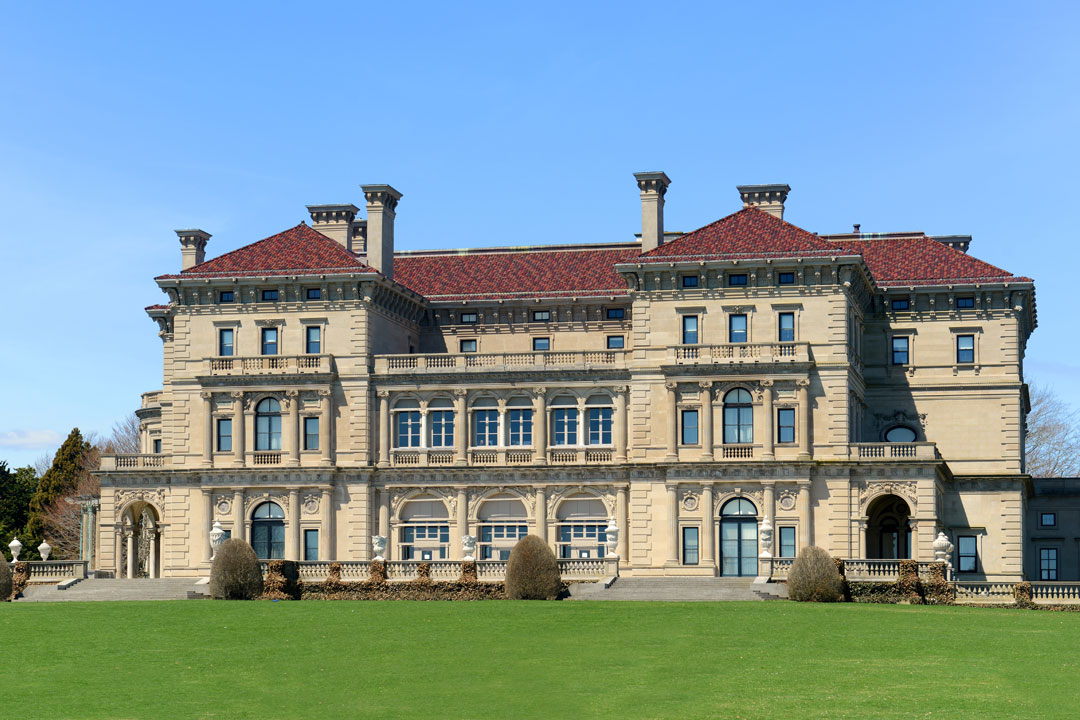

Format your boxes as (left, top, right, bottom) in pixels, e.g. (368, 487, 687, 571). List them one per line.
(1, 600, 1077, 719)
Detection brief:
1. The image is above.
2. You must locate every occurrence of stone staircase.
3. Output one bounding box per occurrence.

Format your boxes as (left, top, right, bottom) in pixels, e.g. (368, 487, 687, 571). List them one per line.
(16, 578, 209, 602)
(568, 577, 788, 601)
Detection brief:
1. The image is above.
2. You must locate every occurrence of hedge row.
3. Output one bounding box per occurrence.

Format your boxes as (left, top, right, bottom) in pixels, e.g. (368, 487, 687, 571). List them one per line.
(298, 561, 513, 601)
(844, 560, 955, 605)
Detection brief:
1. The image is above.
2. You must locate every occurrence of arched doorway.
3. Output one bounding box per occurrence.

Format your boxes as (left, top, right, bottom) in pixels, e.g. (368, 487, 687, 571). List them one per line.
(720, 498, 758, 577)
(120, 502, 161, 578)
(865, 494, 911, 559)
(251, 502, 285, 559)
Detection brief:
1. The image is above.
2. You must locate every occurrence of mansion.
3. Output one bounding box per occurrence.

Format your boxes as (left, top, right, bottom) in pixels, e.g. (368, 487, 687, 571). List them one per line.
(97, 175, 1048, 583)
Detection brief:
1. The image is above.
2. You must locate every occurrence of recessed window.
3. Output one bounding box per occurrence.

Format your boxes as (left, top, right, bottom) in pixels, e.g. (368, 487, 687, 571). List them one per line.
(219, 290, 235, 303)
(218, 328, 234, 357)
(891, 298, 910, 311)
(261, 327, 278, 356)
(395, 411, 421, 448)
(304, 529, 319, 562)
(956, 334, 974, 364)
(681, 409, 699, 445)
(606, 335, 624, 349)
(508, 409, 533, 446)
(306, 288, 322, 300)
(605, 308, 625, 320)
(460, 339, 477, 353)
(153, 438, 162, 454)
(532, 310, 551, 322)
(460, 312, 478, 324)
(957, 535, 977, 573)
(255, 398, 282, 451)
(723, 388, 753, 444)
(885, 426, 917, 443)
(533, 337, 551, 351)
(957, 297, 974, 309)
(682, 275, 699, 288)
(682, 527, 699, 565)
(682, 315, 699, 345)
(303, 417, 319, 450)
(305, 326, 321, 354)
(891, 336, 909, 365)
(778, 272, 795, 286)
(1040, 548, 1058, 580)
(728, 274, 748, 287)
(777, 408, 795, 444)
(217, 418, 232, 452)
(430, 410, 454, 448)
(1041, 512, 1057, 528)
(778, 312, 795, 342)
(552, 407, 578, 445)
(779, 527, 796, 558)
(588, 406, 613, 445)
(473, 409, 499, 446)
(729, 314, 747, 343)
(261, 289, 279, 302)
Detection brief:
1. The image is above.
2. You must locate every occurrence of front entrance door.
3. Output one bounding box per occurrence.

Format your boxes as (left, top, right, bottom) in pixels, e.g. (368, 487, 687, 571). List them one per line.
(720, 518, 758, 577)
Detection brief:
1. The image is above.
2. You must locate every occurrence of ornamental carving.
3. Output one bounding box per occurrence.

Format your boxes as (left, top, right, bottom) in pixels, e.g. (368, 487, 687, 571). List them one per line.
(858, 480, 918, 510)
(215, 497, 232, 516)
(777, 490, 797, 512)
(872, 410, 927, 431)
(302, 493, 320, 515)
(114, 488, 166, 518)
(681, 490, 700, 512)
(244, 492, 289, 514)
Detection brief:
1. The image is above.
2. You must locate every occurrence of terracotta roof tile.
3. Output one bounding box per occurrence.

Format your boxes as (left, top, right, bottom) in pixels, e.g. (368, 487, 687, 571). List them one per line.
(825, 236, 1031, 287)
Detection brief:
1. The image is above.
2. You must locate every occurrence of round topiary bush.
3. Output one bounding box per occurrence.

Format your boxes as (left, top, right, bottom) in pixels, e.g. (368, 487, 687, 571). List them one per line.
(0, 560, 12, 602)
(209, 538, 263, 600)
(505, 534, 561, 600)
(787, 546, 845, 602)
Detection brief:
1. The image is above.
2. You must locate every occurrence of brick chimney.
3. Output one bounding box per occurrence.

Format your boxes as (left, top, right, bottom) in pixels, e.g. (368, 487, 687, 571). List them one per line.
(635, 171, 671, 253)
(737, 184, 790, 219)
(361, 184, 402, 279)
(307, 204, 360, 251)
(175, 229, 210, 270)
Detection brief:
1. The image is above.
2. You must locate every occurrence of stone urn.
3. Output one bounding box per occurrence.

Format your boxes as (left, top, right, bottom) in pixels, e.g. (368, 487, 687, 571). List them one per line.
(461, 534, 477, 562)
(371, 535, 387, 562)
(758, 517, 773, 558)
(209, 521, 226, 560)
(604, 517, 620, 559)
(37, 540, 51, 561)
(8, 536, 22, 563)
(933, 531, 954, 567)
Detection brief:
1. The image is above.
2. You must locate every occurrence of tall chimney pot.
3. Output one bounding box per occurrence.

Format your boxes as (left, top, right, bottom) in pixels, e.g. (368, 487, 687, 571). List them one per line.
(175, 229, 211, 270)
(737, 184, 791, 219)
(634, 171, 671, 253)
(307, 204, 360, 251)
(361, 184, 403, 279)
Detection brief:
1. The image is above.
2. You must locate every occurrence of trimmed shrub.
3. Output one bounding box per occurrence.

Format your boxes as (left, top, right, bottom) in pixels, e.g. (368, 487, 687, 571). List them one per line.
(369, 560, 387, 584)
(505, 534, 561, 600)
(787, 546, 845, 602)
(0, 561, 11, 602)
(416, 562, 432, 582)
(897, 559, 924, 604)
(11, 562, 28, 599)
(261, 560, 300, 600)
(459, 560, 478, 584)
(209, 539, 263, 600)
(1013, 581, 1035, 609)
(848, 581, 905, 604)
(923, 562, 955, 605)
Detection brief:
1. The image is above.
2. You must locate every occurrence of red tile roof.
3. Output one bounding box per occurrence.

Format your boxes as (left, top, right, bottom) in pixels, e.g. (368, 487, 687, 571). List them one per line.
(145, 304, 168, 311)
(156, 223, 377, 279)
(825, 235, 1031, 287)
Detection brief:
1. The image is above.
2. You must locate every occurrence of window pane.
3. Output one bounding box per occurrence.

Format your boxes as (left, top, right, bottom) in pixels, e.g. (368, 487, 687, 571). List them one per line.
(533, 337, 550, 351)
(304, 530, 319, 561)
(777, 408, 795, 444)
(682, 527, 699, 565)
(217, 419, 232, 452)
(509, 409, 533, 446)
(728, 274, 747, 286)
(892, 337, 908, 364)
(957, 335, 974, 363)
(553, 408, 578, 445)
(606, 308, 625, 320)
(778, 313, 794, 342)
(681, 410, 698, 445)
(682, 275, 699, 288)
(729, 314, 747, 343)
(219, 329, 234, 357)
(306, 326, 321, 354)
(262, 328, 278, 355)
(778, 272, 795, 285)
(779, 527, 796, 558)
(588, 407, 612, 445)
(306, 288, 322, 300)
(607, 335, 624, 349)
(682, 315, 698, 345)
(304, 417, 319, 450)
(957, 297, 974, 309)
(460, 339, 477, 353)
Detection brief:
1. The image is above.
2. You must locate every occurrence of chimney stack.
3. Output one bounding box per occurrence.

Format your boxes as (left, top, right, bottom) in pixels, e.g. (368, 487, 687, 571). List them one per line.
(175, 229, 211, 270)
(307, 204, 360, 251)
(361, 184, 403, 279)
(634, 171, 671, 253)
(737, 184, 791, 219)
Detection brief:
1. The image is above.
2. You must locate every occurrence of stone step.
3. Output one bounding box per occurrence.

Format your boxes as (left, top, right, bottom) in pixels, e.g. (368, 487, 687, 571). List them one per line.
(16, 578, 208, 602)
(568, 577, 787, 602)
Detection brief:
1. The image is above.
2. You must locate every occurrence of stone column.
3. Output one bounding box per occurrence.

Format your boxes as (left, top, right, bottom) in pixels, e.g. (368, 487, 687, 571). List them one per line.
(360, 480, 373, 562)
(201, 392, 214, 467)
(285, 390, 300, 467)
(665, 382, 678, 461)
(378, 488, 390, 537)
(797, 481, 812, 549)
(702, 484, 715, 569)
(233, 489, 245, 544)
(666, 484, 679, 565)
(760, 380, 775, 459)
(533, 387, 547, 465)
(287, 489, 300, 560)
(535, 487, 548, 543)
(148, 529, 158, 579)
(231, 392, 246, 467)
(613, 386, 628, 462)
(797, 379, 811, 459)
(616, 486, 629, 562)
(201, 489, 213, 564)
(453, 389, 467, 466)
(699, 382, 714, 461)
(377, 390, 391, 468)
(454, 487, 468, 559)
(320, 485, 334, 561)
(318, 390, 332, 466)
(908, 518, 918, 561)
(763, 482, 776, 556)
(125, 528, 135, 579)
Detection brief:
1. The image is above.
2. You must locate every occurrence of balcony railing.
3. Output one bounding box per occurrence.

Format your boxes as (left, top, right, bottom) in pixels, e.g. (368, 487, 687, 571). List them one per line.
(666, 342, 810, 365)
(374, 350, 628, 375)
(771, 559, 942, 582)
(205, 354, 332, 376)
(19, 561, 89, 582)
(848, 443, 938, 461)
(267, 559, 612, 583)
(99, 454, 168, 471)
(251, 452, 282, 466)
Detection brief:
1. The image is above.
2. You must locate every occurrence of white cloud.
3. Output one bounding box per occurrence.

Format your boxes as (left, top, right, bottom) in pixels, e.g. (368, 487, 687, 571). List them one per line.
(0, 429, 65, 450)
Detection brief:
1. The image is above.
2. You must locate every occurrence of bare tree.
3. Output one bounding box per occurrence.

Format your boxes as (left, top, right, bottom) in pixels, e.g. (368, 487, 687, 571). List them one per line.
(41, 443, 101, 561)
(106, 413, 141, 455)
(1025, 382, 1080, 478)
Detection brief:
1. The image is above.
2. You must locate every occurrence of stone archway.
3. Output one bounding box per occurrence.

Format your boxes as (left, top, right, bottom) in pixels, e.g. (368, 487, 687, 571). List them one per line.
(865, 494, 911, 559)
(120, 502, 161, 578)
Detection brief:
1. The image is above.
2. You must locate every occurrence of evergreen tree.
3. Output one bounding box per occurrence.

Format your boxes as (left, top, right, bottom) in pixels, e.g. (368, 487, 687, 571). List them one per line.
(24, 429, 90, 559)
(0, 463, 38, 555)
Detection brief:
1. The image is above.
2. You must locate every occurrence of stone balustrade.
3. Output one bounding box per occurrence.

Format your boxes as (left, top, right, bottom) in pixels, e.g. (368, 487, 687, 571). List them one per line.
(262, 559, 610, 583)
(848, 442, 938, 461)
(205, 354, 332, 376)
(663, 342, 811, 365)
(16, 560, 89, 582)
(374, 349, 628, 375)
(100, 454, 168, 470)
(1031, 582, 1080, 604)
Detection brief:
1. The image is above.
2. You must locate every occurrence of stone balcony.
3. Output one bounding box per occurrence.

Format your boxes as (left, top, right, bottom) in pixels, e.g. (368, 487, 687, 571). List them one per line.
(847, 442, 939, 461)
(99, 454, 169, 471)
(204, 354, 333, 376)
(660, 342, 811, 365)
(373, 349, 628, 376)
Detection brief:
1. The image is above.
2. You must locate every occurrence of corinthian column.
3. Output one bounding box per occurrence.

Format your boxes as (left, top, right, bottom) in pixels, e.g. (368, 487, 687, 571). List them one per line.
(613, 386, 628, 462)
(454, 389, 467, 466)
(760, 380, 775, 460)
(533, 387, 547, 465)
(666, 484, 679, 565)
(318, 390, 332, 466)
(797, 378, 811, 460)
(231, 392, 246, 468)
(377, 390, 391, 468)
(286, 488, 300, 560)
(201, 392, 214, 467)
(665, 382, 678, 461)
(699, 382, 714, 461)
(285, 390, 300, 467)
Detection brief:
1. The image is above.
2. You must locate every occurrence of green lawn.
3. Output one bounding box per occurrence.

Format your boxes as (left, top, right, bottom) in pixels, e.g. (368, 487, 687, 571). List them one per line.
(2, 601, 1077, 719)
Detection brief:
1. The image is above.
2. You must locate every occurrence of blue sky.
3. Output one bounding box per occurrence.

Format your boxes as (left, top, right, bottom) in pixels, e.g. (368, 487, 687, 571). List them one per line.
(1, 1, 1077, 469)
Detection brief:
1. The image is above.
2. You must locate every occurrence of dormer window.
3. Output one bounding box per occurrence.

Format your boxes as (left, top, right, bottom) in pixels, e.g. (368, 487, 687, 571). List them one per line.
(728, 274, 748, 287)
(891, 298, 910, 311)
(219, 290, 235, 303)
(682, 275, 699, 288)
(262, 289, 279, 302)
(460, 312, 478, 324)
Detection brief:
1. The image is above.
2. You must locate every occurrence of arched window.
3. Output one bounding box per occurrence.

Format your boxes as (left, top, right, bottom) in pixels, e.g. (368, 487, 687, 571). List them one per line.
(393, 399, 421, 448)
(885, 426, 917, 443)
(556, 495, 608, 559)
(251, 501, 285, 559)
(477, 495, 528, 561)
(585, 394, 613, 446)
(722, 388, 753, 444)
(471, 397, 499, 447)
(255, 398, 282, 451)
(719, 498, 758, 577)
(428, 397, 454, 448)
(399, 498, 450, 560)
(551, 396, 579, 446)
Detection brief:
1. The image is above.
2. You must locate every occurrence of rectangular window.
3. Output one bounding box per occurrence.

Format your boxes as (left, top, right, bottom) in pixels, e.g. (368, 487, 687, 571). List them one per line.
(533, 337, 550, 351)
(1041, 512, 1057, 528)
(682, 527, 699, 565)
(777, 408, 796, 444)
(217, 418, 232, 452)
(460, 312, 477, 324)
(778, 312, 795, 342)
(303, 417, 319, 450)
(891, 298, 910, 311)
(395, 411, 421, 448)
(261, 289, 279, 302)
(219, 290, 235, 303)
(778, 272, 795, 286)
(729, 314, 747, 343)
(606, 308, 625, 320)
(261, 327, 278, 355)
(532, 310, 550, 322)
(305, 326, 321, 354)
(682, 315, 699, 345)
(306, 288, 321, 300)
(728, 273, 748, 286)
(606, 335, 625, 349)
(1040, 548, 1059, 581)
(153, 438, 162, 454)
(508, 409, 533, 446)
(681, 409, 699, 445)
(957, 296, 975, 309)
(957, 535, 977, 573)
(552, 408, 578, 445)
(588, 407, 613, 445)
(304, 530, 319, 562)
(473, 410, 499, 447)
(682, 275, 699, 288)
(430, 410, 454, 448)
(218, 328, 234, 357)
(891, 336, 909, 365)
(779, 527, 796, 558)
(460, 339, 477, 353)
(956, 334, 974, 364)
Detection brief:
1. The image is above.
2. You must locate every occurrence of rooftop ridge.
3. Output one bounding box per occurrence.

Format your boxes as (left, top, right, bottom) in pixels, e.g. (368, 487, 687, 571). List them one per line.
(395, 241, 641, 257)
